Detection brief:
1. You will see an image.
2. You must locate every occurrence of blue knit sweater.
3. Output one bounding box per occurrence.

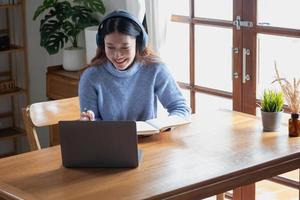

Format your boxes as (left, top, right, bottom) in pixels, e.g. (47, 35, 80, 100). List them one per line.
(79, 61, 191, 121)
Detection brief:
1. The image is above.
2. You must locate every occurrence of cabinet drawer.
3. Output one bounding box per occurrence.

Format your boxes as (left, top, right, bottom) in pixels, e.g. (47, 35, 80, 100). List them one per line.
(46, 73, 78, 100)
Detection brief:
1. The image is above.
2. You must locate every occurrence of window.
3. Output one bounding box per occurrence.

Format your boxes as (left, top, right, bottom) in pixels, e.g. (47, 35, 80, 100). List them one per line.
(162, 0, 300, 115)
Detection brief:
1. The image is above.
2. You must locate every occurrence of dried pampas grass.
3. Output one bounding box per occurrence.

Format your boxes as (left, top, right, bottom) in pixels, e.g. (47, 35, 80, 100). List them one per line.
(273, 62, 300, 114)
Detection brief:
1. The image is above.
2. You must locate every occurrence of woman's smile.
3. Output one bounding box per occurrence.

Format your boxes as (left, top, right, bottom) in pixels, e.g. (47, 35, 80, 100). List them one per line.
(105, 32, 136, 70)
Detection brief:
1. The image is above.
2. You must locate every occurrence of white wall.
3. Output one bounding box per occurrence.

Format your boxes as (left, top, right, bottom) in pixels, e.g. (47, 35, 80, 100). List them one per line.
(26, 1, 63, 104)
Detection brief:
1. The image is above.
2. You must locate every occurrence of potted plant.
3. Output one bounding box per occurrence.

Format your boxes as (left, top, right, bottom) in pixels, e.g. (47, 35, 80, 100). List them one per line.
(260, 89, 284, 132)
(273, 63, 300, 136)
(33, 0, 105, 71)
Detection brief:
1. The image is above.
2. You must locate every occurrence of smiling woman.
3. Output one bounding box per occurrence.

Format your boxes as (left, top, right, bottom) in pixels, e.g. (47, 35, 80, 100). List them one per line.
(104, 32, 136, 70)
(78, 10, 191, 122)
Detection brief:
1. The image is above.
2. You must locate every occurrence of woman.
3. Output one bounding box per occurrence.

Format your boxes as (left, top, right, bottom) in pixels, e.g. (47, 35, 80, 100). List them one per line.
(80, 10, 190, 121)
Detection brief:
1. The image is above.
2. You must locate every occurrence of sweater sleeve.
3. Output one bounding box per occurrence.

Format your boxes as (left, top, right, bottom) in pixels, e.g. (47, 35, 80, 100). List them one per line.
(78, 68, 102, 120)
(154, 64, 191, 117)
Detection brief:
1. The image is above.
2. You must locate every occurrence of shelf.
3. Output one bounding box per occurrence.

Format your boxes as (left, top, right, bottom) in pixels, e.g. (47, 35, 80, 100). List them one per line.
(0, 127, 25, 141)
(0, 0, 28, 157)
(0, 3, 21, 9)
(0, 112, 12, 118)
(0, 45, 24, 53)
(0, 87, 26, 97)
(0, 29, 8, 34)
(0, 71, 10, 77)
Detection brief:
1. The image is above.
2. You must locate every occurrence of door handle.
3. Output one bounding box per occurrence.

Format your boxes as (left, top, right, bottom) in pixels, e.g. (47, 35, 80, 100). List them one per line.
(242, 48, 251, 83)
(232, 47, 239, 80)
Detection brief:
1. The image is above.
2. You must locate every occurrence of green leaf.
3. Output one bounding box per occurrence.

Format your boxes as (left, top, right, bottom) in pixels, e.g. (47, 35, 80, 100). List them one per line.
(62, 21, 74, 37)
(40, 9, 57, 29)
(54, 1, 72, 21)
(33, 0, 56, 20)
(44, 32, 68, 54)
(71, 6, 99, 29)
(40, 19, 68, 54)
(74, 0, 106, 14)
(261, 90, 284, 112)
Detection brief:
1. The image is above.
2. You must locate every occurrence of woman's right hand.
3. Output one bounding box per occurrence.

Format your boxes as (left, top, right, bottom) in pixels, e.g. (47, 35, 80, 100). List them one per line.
(80, 109, 95, 121)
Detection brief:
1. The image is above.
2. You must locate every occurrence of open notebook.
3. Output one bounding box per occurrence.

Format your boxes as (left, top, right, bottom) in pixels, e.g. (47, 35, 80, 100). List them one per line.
(136, 115, 191, 136)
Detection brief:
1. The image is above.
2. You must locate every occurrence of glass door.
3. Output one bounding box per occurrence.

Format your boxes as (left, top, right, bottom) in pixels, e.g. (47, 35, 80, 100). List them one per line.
(234, 0, 300, 114)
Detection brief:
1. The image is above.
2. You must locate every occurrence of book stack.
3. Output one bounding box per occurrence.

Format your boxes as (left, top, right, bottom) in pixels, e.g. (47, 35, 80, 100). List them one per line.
(0, 0, 18, 5)
(0, 32, 10, 51)
(0, 80, 16, 94)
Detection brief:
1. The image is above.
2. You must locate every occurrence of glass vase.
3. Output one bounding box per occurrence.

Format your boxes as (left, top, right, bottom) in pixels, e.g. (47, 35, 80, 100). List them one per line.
(288, 113, 300, 137)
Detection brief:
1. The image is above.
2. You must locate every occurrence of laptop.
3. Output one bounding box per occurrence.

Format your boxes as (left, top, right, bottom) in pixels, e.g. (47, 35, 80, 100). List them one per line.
(58, 120, 140, 168)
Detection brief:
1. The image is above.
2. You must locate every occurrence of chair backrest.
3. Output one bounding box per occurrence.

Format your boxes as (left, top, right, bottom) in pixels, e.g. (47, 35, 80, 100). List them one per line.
(22, 97, 80, 151)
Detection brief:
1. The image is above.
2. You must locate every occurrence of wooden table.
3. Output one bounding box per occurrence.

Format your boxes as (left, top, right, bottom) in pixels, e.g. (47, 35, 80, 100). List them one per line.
(0, 110, 300, 200)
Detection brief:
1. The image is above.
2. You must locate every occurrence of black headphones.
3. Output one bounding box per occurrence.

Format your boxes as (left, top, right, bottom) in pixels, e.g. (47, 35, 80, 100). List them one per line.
(96, 10, 148, 51)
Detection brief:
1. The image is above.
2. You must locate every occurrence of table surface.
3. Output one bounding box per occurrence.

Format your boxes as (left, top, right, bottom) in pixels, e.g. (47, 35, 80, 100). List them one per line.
(0, 109, 299, 200)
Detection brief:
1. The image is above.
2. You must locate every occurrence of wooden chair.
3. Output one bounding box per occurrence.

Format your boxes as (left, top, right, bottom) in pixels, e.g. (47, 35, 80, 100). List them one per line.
(22, 97, 80, 151)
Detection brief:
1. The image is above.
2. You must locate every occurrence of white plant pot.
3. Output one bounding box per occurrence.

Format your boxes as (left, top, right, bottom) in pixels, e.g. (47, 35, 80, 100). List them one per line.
(63, 47, 85, 71)
(84, 26, 98, 64)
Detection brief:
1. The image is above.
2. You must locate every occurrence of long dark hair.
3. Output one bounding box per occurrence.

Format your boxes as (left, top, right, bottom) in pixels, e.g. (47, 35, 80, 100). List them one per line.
(89, 17, 160, 67)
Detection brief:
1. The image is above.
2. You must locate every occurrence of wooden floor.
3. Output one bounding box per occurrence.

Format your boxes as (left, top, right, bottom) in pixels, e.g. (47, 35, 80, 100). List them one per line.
(204, 169, 299, 200)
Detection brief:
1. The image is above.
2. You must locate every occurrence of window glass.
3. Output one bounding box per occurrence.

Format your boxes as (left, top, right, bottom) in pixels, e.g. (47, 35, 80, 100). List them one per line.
(196, 93, 232, 113)
(195, 25, 232, 92)
(162, 22, 189, 83)
(195, 0, 233, 21)
(256, 34, 300, 99)
(169, 0, 189, 16)
(257, 0, 300, 29)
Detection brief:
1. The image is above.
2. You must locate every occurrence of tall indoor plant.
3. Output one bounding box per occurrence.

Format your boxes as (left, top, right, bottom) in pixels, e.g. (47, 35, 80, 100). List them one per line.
(33, 0, 105, 71)
(260, 89, 284, 132)
(273, 63, 300, 136)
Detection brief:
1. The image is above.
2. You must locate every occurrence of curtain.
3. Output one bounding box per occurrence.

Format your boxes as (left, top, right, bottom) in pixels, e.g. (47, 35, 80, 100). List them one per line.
(103, 0, 145, 21)
(124, 0, 145, 22)
(145, 0, 171, 55)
